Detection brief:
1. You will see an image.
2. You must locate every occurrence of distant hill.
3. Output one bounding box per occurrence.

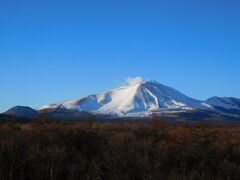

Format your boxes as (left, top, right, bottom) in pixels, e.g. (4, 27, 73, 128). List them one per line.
(3, 106, 39, 118)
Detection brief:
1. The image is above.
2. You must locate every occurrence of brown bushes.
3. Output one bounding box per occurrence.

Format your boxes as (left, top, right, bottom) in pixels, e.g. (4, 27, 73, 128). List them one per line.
(0, 120, 239, 180)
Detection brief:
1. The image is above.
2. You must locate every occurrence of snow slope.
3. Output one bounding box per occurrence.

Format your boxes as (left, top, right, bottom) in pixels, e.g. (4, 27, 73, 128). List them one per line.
(206, 97, 240, 110)
(39, 78, 212, 117)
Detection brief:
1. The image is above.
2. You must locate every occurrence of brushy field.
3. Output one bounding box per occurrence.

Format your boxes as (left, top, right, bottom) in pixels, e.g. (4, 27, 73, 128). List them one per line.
(0, 118, 240, 180)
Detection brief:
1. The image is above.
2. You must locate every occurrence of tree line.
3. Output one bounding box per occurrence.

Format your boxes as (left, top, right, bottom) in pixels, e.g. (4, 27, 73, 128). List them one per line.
(0, 118, 239, 180)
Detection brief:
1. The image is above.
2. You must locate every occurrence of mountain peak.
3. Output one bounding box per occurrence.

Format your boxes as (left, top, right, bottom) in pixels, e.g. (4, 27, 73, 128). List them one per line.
(124, 76, 147, 86)
(39, 78, 206, 117)
(123, 77, 161, 88)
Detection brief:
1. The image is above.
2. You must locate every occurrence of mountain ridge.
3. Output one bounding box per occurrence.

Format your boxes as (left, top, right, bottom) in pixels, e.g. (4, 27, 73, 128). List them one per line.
(2, 78, 240, 121)
(38, 78, 240, 118)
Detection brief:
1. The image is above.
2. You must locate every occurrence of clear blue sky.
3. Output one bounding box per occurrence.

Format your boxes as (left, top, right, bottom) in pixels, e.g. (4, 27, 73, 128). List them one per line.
(0, 0, 240, 112)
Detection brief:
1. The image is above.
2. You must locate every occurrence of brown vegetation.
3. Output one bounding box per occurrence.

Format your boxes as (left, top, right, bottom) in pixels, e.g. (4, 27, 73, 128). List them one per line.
(0, 118, 240, 180)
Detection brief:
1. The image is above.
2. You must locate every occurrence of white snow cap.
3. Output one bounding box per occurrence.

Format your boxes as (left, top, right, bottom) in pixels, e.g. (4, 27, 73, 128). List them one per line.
(39, 76, 207, 117)
(125, 76, 145, 86)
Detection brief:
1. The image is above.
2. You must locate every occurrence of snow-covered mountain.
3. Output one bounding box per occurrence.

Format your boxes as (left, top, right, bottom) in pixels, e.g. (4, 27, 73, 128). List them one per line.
(39, 77, 217, 117)
(206, 97, 240, 110)
(2, 77, 240, 121)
